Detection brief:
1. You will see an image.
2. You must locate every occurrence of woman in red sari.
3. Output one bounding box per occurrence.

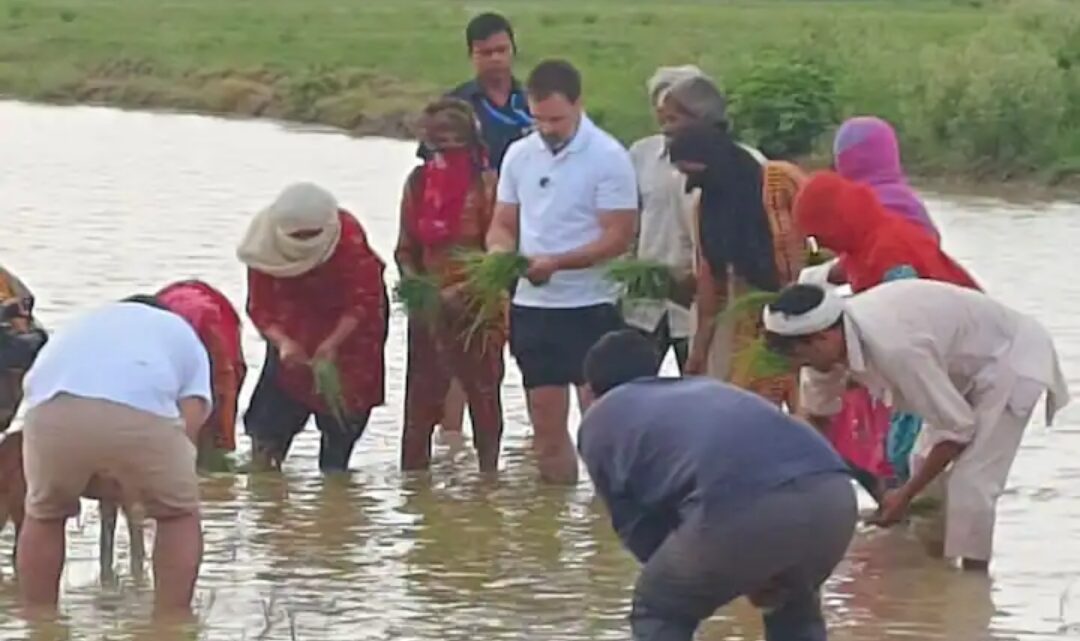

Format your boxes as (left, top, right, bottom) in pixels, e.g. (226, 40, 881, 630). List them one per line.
(238, 182, 388, 473)
(794, 170, 981, 500)
(156, 280, 247, 465)
(795, 171, 979, 292)
(396, 98, 505, 473)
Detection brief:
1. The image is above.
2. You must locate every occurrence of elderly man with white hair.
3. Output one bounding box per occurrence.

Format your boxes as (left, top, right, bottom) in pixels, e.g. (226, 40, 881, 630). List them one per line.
(762, 280, 1069, 571)
(623, 66, 703, 371)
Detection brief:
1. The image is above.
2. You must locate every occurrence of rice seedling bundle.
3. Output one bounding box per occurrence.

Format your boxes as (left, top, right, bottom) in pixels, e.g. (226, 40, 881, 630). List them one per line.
(454, 250, 529, 348)
(606, 258, 675, 301)
(393, 273, 441, 319)
(719, 290, 791, 382)
(312, 358, 349, 430)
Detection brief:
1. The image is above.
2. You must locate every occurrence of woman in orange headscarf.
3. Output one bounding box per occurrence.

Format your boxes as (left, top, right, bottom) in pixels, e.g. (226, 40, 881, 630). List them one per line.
(668, 122, 807, 408)
(794, 171, 981, 497)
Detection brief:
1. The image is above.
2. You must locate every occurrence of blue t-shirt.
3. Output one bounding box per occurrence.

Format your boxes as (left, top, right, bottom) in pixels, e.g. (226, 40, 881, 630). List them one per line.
(417, 78, 533, 172)
(578, 377, 848, 562)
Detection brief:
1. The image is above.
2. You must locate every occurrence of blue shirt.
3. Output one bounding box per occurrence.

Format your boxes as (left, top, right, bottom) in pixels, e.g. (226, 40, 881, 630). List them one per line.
(578, 377, 848, 562)
(24, 302, 212, 420)
(416, 78, 533, 172)
(497, 115, 638, 308)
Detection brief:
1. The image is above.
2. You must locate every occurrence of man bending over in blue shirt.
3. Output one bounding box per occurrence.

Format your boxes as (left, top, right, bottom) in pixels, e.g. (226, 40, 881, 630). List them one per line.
(578, 329, 857, 641)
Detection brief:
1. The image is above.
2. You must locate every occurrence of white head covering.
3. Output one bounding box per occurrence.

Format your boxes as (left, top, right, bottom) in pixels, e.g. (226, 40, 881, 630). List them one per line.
(647, 65, 705, 107)
(237, 182, 342, 278)
(763, 285, 845, 336)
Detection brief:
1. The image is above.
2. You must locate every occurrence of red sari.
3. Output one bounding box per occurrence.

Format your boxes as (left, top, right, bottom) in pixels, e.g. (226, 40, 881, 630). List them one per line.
(247, 210, 387, 414)
(795, 171, 980, 292)
(157, 280, 246, 451)
(795, 171, 982, 494)
(395, 161, 505, 472)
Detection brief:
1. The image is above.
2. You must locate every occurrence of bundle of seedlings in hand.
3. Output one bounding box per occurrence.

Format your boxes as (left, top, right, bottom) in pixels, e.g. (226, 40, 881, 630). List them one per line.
(718, 290, 791, 382)
(312, 358, 349, 431)
(393, 273, 442, 319)
(457, 249, 529, 348)
(606, 258, 676, 301)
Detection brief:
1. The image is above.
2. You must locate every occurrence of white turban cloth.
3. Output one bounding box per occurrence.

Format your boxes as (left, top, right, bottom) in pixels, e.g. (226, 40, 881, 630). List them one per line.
(237, 182, 342, 278)
(763, 286, 845, 336)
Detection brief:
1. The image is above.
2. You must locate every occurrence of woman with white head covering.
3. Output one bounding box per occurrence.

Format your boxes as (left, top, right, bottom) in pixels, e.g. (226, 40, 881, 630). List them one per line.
(239, 182, 389, 473)
(623, 66, 707, 372)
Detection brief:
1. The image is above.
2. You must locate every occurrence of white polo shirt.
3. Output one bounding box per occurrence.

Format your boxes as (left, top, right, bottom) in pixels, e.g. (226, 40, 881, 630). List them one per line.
(24, 302, 213, 420)
(497, 114, 638, 308)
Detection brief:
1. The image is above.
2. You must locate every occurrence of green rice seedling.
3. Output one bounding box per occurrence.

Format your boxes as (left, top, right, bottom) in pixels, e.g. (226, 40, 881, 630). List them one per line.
(716, 290, 780, 325)
(312, 358, 348, 430)
(606, 258, 675, 301)
(393, 273, 441, 319)
(730, 336, 792, 382)
(457, 250, 529, 349)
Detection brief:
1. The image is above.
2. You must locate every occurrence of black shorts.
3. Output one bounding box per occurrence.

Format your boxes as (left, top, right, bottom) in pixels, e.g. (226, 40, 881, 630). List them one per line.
(509, 303, 623, 389)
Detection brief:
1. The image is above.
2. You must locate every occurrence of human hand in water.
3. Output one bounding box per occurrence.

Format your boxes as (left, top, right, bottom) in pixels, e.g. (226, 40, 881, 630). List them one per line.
(279, 337, 309, 368)
(525, 256, 560, 286)
(870, 489, 911, 527)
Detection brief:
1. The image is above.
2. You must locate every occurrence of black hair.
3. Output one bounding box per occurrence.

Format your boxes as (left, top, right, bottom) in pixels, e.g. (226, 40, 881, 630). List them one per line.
(526, 59, 582, 103)
(583, 329, 661, 398)
(121, 294, 169, 311)
(466, 12, 516, 53)
(763, 284, 841, 355)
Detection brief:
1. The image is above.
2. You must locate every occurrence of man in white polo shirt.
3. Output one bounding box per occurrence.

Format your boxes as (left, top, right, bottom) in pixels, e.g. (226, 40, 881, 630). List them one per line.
(487, 59, 638, 485)
(17, 295, 211, 618)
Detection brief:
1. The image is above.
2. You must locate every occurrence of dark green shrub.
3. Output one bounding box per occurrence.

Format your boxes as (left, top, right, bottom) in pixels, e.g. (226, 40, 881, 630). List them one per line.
(915, 26, 1065, 174)
(727, 55, 838, 159)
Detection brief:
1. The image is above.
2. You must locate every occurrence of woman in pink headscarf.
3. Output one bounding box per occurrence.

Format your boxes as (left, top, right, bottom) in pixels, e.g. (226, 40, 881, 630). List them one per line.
(832, 116, 939, 242)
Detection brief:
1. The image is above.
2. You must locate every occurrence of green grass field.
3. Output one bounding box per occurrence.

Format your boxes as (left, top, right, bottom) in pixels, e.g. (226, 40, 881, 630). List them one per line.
(1, 0, 1078, 178)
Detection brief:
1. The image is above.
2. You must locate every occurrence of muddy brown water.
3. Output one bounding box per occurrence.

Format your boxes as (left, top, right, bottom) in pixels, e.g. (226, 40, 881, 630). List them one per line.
(1, 101, 1079, 640)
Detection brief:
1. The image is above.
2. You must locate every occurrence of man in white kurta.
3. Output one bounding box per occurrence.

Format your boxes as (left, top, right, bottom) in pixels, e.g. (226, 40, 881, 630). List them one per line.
(761, 280, 1070, 569)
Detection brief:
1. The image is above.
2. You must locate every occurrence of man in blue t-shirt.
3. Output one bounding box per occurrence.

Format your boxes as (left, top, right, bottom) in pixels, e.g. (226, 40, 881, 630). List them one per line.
(419, 12, 533, 172)
(421, 12, 534, 446)
(578, 330, 857, 641)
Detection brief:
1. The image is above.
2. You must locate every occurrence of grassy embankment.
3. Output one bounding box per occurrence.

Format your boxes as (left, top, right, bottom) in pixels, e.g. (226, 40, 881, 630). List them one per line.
(1, 0, 1078, 183)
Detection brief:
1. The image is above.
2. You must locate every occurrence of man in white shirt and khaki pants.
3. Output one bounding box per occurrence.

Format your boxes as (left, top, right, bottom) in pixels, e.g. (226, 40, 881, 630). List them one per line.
(18, 296, 212, 618)
(762, 281, 1070, 571)
(487, 59, 638, 485)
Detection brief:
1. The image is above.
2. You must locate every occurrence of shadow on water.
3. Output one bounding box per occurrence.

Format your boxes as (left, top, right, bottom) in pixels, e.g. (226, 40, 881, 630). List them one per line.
(1, 100, 1079, 639)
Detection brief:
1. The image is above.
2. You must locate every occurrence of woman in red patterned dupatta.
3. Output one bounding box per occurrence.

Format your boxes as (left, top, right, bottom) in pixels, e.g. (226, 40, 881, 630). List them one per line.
(156, 280, 247, 465)
(396, 98, 505, 473)
(238, 182, 388, 473)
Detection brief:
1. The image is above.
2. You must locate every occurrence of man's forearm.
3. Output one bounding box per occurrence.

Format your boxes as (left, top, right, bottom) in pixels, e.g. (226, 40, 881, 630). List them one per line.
(552, 232, 633, 271)
(325, 314, 360, 348)
(486, 221, 517, 253)
(178, 397, 211, 443)
(898, 439, 966, 501)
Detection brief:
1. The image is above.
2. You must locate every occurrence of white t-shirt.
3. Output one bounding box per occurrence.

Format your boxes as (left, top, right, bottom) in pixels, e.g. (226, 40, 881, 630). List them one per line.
(497, 114, 638, 308)
(24, 302, 213, 420)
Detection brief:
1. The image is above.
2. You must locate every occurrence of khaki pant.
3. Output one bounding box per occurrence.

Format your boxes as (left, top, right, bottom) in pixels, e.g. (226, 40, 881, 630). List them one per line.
(23, 394, 199, 520)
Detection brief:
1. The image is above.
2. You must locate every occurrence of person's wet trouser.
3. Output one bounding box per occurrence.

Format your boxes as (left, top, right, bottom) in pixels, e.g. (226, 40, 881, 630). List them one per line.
(630, 472, 856, 641)
(244, 345, 370, 473)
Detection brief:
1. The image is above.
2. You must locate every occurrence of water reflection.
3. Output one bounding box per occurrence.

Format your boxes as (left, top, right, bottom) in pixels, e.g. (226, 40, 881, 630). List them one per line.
(0, 101, 1079, 640)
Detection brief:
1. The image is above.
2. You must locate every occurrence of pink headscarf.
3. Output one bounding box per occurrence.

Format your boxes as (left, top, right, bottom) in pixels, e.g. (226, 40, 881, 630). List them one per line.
(833, 116, 939, 242)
